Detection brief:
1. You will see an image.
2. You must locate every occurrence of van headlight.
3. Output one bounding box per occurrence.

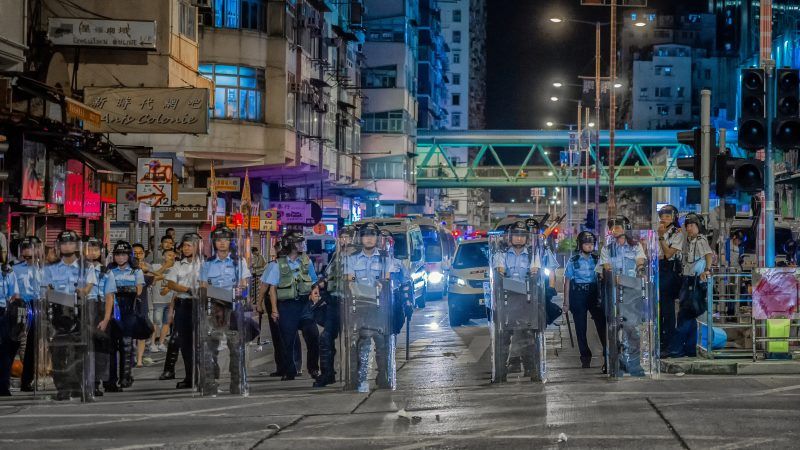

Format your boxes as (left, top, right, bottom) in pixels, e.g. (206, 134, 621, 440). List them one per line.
(428, 271, 444, 284)
(449, 276, 467, 287)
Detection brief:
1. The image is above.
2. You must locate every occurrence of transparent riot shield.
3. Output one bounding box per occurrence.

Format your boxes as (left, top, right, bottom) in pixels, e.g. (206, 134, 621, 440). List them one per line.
(340, 231, 397, 392)
(196, 231, 248, 397)
(14, 240, 45, 396)
(40, 239, 94, 401)
(601, 230, 659, 378)
(488, 232, 547, 383)
(170, 234, 202, 392)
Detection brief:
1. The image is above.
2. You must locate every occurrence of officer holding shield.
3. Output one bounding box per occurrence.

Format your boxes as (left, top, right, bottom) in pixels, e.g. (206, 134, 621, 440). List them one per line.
(165, 233, 202, 389)
(85, 237, 117, 396)
(599, 216, 647, 377)
(42, 230, 96, 400)
(108, 241, 145, 390)
(199, 225, 251, 395)
(564, 231, 605, 369)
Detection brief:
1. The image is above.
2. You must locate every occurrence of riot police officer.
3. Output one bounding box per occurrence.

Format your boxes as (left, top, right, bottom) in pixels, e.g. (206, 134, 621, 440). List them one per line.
(564, 231, 605, 369)
(656, 205, 684, 354)
(667, 213, 714, 358)
(0, 259, 21, 396)
(199, 225, 251, 395)
(261, 231, 319, 381)
(164, 233, 202, 389)
(15, 237, 42, 392)
(85, 237, 116, 396)
(491, 221, 541, 379)
(599, 216, 647, 377)
(42, 230, 97, 400)
(343, 223, 400, 391)
(108, 241, 145, 390)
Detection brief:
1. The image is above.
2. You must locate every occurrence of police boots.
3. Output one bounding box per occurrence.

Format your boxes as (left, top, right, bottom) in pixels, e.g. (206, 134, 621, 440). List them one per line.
(159, 332, 180, 380)
(119, 337, 135, 388)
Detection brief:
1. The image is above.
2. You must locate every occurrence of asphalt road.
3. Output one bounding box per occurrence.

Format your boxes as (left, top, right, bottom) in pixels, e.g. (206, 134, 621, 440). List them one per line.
(1, 298, 799, 449)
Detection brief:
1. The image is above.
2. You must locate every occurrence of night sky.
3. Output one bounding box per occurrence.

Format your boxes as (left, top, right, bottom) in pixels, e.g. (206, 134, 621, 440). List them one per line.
(486, 0, 704, 130)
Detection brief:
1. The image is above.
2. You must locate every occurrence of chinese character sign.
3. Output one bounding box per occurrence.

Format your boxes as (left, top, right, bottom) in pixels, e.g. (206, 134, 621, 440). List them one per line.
(65, 160, 84, 215)
(84, 87, 209, 134)
(22, 139, 46, 205)
(137, 157, 173, 207)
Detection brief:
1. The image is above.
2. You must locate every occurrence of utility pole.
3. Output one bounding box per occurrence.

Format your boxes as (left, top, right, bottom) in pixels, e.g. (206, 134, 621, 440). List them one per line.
(700, 90, 712, 222)
(761, 0, 776, 268)
(718, 128, 728, 266)
(607, 0, 617, 219)
(594, 21, 601, 233)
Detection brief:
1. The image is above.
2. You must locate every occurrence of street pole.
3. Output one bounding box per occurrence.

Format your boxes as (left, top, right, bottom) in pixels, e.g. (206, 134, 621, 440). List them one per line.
(760, 0, 776, 268)
(575, 101, 581, 234)
(718, 128, 728, 266)
(594, 21, 601, 233)
(607, 0, 617, 219)
(700, 89, 712, 222)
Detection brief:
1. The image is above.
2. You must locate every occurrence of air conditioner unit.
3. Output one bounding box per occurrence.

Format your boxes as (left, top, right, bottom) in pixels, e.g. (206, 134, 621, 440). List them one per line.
(288, 82, 301, 93)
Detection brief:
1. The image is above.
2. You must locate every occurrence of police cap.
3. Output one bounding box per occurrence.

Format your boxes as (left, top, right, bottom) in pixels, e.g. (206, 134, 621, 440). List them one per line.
(113, 241, 132, 254)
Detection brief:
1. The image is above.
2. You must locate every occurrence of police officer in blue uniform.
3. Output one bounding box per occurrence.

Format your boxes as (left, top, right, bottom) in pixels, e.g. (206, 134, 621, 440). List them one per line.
(165, 233, 202, 389)
(199, 225, 251, 395)
(0, 259, 21, 396)
(85, 237, 117, 396)
(262, 231, 319, 381)
(15, 237, 42, 392)
(564, 231, 606, 369)
(599, 216, 647, 377)
(42, 230, 97, 400)
(656, 205, 684, 354)
(108, 241, 145, 390)
(344, 223, 400, 391)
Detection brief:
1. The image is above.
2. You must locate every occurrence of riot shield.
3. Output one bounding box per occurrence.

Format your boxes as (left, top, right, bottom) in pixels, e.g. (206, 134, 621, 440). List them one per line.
(14, 239, 46, 396)
(40, 238, 95, 401)
(340, 229, 396, 392)
(196, 229, 249, 396)
(601, 230, 659, 378)
(488, 231, 547, 383)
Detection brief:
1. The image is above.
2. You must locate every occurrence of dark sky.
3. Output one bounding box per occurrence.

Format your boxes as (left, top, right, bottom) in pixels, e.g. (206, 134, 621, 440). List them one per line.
(486, 0, 704, 130)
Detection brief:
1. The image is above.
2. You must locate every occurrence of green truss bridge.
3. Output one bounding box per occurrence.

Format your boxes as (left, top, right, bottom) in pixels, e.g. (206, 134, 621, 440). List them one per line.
(415, 130, 742, 188)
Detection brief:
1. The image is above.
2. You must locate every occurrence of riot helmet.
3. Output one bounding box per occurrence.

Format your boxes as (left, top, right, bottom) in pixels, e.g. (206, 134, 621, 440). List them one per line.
(577, 231, 596, 253)
(280, 231, 305, 254)
(19, 236, 41, 262)
(112, 240, 133, 268)
(607, 215, 631, 238)
(507, 221, 529, 248)
(211, 225, 235, 254)
(56, 230, 80, 258)
(359, 223, 380, 250)
(84, 237, 104, 262)
(525, 217, 540, 233)
(658, 204, 680, 228)
(179, 233, 200, 259)
(683, 213, 705, 235)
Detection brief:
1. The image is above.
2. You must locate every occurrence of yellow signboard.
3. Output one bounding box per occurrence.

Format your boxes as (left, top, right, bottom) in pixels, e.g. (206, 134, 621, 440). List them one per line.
(259, 219, 279, 232)
(260, 209, 278, 220)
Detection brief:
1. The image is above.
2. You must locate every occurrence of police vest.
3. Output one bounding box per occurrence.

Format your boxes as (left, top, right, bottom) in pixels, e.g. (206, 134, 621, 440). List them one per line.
(276, 254, 313, 301)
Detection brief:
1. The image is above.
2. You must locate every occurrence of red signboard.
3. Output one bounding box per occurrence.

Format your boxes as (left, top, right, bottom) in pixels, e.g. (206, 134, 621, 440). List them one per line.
(64, 160, 84, 215)
(82, 166, 101, 217)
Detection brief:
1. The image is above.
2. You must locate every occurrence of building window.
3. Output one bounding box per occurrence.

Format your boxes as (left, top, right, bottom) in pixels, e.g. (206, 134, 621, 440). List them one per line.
(452, 73, 461, 85)
(452, 94, 460, 106)
(677, 86, 685, 97)
(363, 65, 397, 88)
(452, 52, 460, 64)
(639, 87, 648, 98)
(451, 112, 461, 127)
(452, 30, 461, 43)
(200, 64, 265, 121)
(675, 104, 683, 115)
(214, 0, 266, 31)
(453, 9, 462, 23)
(657, 105, 669, 116)
(179, 1, 197, 41)
(655, 87, 671, 97)
(362, 110, 409, 133)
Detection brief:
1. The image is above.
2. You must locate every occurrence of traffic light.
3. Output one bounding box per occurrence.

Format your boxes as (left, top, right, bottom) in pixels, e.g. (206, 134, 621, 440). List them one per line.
(714, 154, 764, 197)
(739, 68, 767, 150)
(676, 128, 702, 180)
(774, 68, 800, 150)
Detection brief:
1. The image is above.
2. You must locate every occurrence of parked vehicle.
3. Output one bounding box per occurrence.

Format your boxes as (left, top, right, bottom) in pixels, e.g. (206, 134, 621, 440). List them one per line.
(411, 218, 456, 300)
(446, 238, 489, 327)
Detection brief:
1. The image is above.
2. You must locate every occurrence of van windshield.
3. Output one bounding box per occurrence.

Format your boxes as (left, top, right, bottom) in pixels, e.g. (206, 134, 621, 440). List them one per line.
(420, 225, 443, 262)
(392, 233, 408, 259)
(454, 242, 489, 269)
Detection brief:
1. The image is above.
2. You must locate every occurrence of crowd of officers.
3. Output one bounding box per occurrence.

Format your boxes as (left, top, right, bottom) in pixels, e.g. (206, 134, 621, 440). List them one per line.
(562, 205, 715, 375)
(0, 221, 413, 398)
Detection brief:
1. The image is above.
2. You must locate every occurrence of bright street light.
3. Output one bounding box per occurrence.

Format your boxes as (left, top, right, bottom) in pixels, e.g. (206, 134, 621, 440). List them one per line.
(552, 82, 563, 88)
(614, 83, 623, 88)
(549, 17, 563, 23)
(588, 122, 596, 128)
(550, 96, 559, 102)
(545, 121, 555, 127)
(634, 21, 647, 27)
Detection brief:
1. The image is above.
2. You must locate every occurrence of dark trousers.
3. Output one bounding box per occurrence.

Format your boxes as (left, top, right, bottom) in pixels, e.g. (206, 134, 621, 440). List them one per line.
(668, 276, 704, 357)
(174, 299, 194, 383)
(318, 298, 340, 382)
(21, 312, 36, 388)
(658, 266, 682, 352)
(267, 299, 301, 375)
(0, 313, 21, 395)
(569, 284, 606, 362)
(277, 298, 319, 377)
